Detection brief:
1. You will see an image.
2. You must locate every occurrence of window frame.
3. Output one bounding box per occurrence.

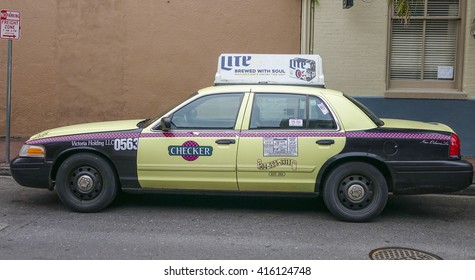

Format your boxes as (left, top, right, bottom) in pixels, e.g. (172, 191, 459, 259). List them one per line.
(249, 92, 339, 131)
(168, 93, 245, 130)
(386, 0, 466, 98)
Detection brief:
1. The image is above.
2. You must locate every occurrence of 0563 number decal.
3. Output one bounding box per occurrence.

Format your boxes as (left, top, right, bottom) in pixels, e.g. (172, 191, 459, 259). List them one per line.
(113, 138, 138, 151)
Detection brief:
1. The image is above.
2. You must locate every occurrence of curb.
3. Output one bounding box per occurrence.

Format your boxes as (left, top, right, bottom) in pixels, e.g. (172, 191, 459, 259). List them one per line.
(0, 166, 11, 176)
(453, 184, 475, 196)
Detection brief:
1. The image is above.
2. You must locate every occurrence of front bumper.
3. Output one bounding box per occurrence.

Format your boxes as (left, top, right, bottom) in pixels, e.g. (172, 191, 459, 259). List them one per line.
(386, 160, 473, 195)
(10, 157, 53, 189)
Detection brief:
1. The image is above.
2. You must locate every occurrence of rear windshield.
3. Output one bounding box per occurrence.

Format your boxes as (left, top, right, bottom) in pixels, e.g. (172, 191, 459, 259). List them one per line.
(344, 94, 384, 127)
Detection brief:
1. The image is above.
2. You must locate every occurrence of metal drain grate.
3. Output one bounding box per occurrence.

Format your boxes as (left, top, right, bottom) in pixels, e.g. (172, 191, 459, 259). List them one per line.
(369, 247, 442, 260)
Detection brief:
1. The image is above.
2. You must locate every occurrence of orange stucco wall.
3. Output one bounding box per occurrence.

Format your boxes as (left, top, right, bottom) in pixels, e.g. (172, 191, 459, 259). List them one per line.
(0, 0, 301, 137)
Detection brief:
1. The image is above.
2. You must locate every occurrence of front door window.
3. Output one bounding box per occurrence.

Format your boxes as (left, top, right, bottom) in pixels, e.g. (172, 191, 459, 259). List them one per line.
(171, 93, 243, 130)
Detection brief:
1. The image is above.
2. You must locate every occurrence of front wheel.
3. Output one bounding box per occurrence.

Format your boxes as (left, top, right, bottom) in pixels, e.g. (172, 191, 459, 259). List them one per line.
(323, 162, 388, 222)
(56, 153, 118, 212)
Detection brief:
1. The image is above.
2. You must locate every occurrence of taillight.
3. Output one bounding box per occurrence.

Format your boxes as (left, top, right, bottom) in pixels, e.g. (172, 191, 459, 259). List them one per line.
(449, 133, 461, 157)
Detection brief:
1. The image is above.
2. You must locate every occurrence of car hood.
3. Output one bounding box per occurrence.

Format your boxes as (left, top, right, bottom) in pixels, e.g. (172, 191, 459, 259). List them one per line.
(29, 119, 144, 140)
(380, 118, 454, 133)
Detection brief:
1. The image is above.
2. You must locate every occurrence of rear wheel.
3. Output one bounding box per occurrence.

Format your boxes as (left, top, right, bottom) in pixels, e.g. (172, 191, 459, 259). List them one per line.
(56, 153, 118, 212)
(323, 162, 388, 222)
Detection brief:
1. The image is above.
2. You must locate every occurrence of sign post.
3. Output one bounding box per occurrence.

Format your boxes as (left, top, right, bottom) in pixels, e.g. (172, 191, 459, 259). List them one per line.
(1, 9, 21, 163)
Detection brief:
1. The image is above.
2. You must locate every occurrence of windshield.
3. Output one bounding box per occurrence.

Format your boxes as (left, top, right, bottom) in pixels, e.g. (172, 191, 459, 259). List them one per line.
(139, 92, 200, 128)
(344, 94, 384, 127)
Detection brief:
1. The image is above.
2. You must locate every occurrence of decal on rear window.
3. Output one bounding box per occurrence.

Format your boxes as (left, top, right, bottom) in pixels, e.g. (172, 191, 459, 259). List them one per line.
(317, 103, 329, 115)
(289, 118, 304, 127)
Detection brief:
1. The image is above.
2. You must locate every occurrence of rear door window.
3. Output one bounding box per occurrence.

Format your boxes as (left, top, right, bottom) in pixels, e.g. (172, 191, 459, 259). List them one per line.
(250, 93, 337, 130)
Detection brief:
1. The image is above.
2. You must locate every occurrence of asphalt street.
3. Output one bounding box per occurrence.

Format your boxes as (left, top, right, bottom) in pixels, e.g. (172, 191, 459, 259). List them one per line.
(0, 176, 474, 260)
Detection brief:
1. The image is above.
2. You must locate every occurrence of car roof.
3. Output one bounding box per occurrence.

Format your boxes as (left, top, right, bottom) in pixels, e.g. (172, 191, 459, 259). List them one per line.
(197, 85, 345, 97)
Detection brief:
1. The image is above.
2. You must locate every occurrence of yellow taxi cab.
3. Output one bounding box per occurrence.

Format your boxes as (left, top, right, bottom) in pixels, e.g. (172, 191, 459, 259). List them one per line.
(10, 54, 473, 222)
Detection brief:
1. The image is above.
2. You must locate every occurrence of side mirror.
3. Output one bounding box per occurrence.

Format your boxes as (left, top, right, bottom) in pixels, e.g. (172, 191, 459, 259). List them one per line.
(160, 117, 172, 131)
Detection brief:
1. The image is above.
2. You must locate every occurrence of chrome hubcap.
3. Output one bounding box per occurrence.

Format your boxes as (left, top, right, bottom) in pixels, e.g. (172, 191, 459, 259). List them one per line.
(347, 184, 365, 202)
(338, 174, 374, 210)
(77, 175, 94, 193)
(69, 165, 103, 200)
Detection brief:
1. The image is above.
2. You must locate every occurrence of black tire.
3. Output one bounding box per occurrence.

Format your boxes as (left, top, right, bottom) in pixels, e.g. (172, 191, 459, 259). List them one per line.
(322, 162, 388, 222)
(56, 153, 118, 212)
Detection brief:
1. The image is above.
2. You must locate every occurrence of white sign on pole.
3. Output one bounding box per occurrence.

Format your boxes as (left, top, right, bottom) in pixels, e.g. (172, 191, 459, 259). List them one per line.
(0, 10, 21, 40)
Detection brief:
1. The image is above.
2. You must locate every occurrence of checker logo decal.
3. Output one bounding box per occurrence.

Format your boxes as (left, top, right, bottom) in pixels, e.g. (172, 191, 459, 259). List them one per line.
(168, 141, 213, 161)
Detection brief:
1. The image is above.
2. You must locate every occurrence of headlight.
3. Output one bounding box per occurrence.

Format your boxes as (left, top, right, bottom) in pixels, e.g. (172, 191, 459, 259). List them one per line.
(19, 145, 45, 158)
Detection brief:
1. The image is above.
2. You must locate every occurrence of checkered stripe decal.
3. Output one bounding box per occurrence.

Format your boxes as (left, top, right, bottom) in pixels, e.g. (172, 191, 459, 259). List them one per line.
(345, 132, 451, 140)
(27, 132, 142, 145)
(26, 130, 451, 145)
(240, 132, 346, 138)
(140, 132, 239, 138)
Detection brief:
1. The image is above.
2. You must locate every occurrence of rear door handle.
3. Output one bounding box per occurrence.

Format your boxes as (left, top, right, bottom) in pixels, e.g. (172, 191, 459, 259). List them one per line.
(215, 139, 236, 145)
(316, 139, 335, 145)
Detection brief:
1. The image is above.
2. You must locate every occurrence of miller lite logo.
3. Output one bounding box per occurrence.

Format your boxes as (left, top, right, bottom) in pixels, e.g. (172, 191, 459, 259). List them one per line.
(289, 58, 316, 82)
(220, 55, 252, 71)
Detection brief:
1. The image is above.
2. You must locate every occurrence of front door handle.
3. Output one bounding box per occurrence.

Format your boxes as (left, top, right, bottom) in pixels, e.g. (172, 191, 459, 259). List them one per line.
(316, 139, 335, 145)
(215, 139, 236, 145)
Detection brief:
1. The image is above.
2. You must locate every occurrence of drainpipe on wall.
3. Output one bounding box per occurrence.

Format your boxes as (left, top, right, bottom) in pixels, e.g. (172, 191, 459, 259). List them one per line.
(301, 0, 316, 54)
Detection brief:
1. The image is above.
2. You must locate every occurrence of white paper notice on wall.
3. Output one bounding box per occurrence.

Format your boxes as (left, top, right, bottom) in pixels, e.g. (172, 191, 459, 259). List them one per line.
(437, 66, 454, 80)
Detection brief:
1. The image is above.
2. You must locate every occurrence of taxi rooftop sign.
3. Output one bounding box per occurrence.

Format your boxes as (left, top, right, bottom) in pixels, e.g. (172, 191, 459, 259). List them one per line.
(215, 54, 325, 87)
(0, 10, 21, 40)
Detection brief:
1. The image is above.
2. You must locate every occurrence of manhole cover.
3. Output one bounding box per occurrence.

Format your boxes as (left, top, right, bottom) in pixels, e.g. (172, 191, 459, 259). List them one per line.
(369, 247, 442, 260)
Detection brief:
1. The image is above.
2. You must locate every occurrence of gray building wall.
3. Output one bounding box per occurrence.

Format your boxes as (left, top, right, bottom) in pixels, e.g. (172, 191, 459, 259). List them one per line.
(303, 0, 475, 156)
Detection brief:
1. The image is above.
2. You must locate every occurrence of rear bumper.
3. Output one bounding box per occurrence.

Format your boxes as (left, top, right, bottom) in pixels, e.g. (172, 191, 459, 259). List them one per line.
(386, 160, 473, 195)
(10, 157, 53, 189)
